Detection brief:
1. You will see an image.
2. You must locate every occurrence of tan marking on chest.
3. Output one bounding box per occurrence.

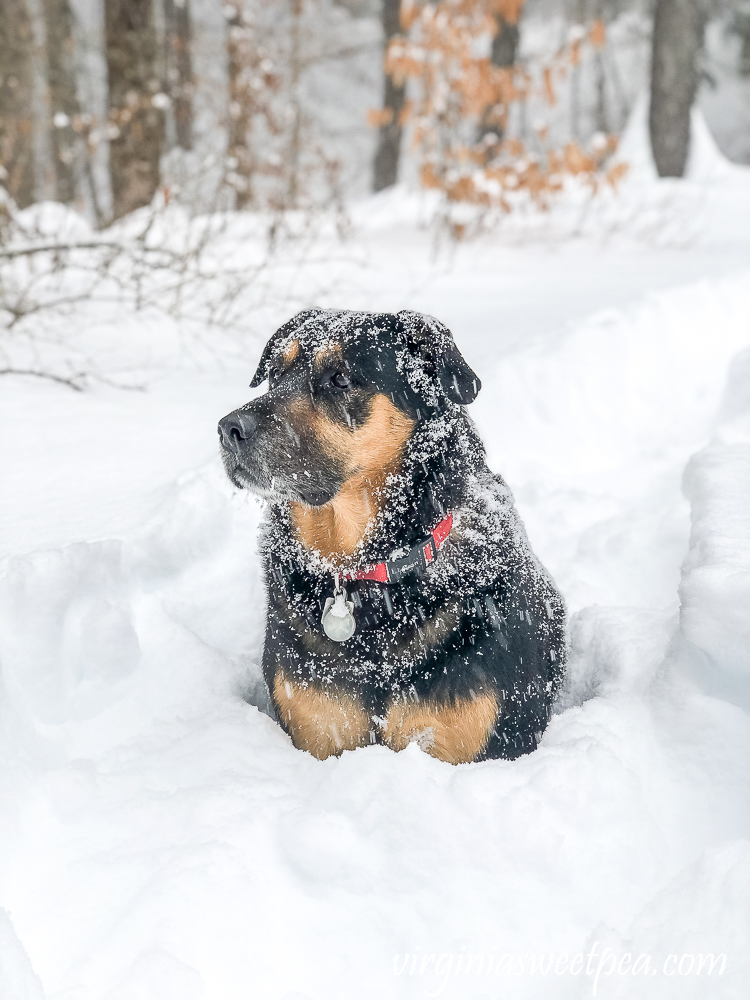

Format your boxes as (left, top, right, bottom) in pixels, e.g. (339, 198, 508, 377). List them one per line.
(273, 670, 371, 759)
(290, 393, 415, 559)
(383, 691, 499, 764)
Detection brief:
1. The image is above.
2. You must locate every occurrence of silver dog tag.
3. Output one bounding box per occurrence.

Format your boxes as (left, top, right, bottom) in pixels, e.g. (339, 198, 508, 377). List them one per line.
(321, 588, 356, 642)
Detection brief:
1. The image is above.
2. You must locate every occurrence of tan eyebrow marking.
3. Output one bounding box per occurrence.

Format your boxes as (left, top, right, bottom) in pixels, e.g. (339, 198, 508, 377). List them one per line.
(313, 344, 343, 370)
(282, 339, 300, 366)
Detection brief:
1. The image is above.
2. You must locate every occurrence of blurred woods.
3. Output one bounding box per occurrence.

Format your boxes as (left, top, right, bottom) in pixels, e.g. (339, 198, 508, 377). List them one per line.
(1, 0, 748, 223)
(0, 0, 748, 383)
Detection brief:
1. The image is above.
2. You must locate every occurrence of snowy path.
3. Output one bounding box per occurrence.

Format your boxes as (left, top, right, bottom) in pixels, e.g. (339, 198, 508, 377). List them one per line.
(2, 153, 750, 999)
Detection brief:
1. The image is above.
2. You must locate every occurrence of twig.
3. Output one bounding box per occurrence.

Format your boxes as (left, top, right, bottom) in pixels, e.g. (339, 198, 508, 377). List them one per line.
(0, 241, 124, 259)
(0, 366, 87, 390)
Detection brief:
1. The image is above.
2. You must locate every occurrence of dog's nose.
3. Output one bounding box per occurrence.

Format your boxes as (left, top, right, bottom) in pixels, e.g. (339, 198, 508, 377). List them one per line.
(218, 410, 257, 451)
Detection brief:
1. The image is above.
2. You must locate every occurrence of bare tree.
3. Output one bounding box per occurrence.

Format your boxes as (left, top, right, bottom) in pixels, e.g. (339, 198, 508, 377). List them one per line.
(372, 0, 405, 192)
(164, 0, 193, 150)
(225, 2, 269, 211)
(649, 0, 706, 177)
(0, 196, 280, 389)
(105, 0, 166, 219)
(224, 1, 348, 218)
(592, 0, 607, 135)
(288, 0, 304, 206)
(44, 0, 79, 204)
(0, 0, 36, 208)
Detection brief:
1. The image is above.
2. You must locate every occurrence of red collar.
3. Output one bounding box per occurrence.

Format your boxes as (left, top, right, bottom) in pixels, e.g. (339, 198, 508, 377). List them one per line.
(342, 513, 453, 586)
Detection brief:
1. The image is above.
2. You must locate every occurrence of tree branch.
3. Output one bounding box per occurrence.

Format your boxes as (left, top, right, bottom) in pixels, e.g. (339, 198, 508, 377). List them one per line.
(0, 366, 87, 390)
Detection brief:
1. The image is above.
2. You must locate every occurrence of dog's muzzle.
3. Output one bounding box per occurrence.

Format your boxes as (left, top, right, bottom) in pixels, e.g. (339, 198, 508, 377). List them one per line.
(217, 405, 339, 506)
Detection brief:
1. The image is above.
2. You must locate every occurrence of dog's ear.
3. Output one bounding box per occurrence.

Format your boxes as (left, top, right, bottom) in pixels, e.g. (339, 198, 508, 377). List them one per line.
(396, 311, 481, 405)
(250, 308, 323, 388)
(436, 341, 481, 404)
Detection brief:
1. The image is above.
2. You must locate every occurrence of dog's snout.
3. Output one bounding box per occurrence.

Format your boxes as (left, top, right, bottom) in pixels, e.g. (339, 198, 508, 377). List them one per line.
(218, 410, 257, 451)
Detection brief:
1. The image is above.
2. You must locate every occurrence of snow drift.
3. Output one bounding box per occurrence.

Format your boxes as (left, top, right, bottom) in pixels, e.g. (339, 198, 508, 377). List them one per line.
(680, 347, 750, 712)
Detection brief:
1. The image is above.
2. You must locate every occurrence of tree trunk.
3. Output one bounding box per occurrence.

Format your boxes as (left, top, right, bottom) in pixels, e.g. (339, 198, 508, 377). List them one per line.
(164, 0, 193, 150)
(570, 0, 587, 140)
(225, 5, 253, 209)
(288, 0, 303, 207)
(0, 0, 36, 208)
(44, 0, 79, 204)
(735, 6, 750, 76)
(592, 0, 607, 134)
(104, 0, 165, 220)
(372, 0, 405, 192)
(491, 15, 519, 69)
(649, 0, 706, 177)
(478, 13, 520, 142)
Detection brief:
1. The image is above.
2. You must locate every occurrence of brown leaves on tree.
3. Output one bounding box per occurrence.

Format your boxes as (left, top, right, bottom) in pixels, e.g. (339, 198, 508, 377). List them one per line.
(374, 0, 626, 230)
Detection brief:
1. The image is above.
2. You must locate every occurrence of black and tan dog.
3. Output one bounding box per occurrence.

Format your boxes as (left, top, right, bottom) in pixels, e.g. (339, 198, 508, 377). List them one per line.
(219, 309, 565, 763)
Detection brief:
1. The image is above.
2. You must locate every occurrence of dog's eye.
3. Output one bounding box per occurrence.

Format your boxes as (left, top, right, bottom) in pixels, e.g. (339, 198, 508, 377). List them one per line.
(330, 372, 352, 391)
(268, 365, 281, 385)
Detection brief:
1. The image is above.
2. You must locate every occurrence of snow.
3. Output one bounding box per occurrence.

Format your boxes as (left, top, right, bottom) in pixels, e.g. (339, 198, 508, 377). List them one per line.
(1, 114, 750, 999)
(0, 910, 45, 1000)
(680, 347, 750, 713)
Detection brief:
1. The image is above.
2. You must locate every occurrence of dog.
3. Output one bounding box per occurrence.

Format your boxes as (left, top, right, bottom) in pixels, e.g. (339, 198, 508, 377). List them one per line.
(218, 309, 566, 763)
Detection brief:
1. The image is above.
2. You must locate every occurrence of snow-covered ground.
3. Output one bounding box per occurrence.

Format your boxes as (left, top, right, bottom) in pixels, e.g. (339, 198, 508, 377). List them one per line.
(1, 117, 749, 1000)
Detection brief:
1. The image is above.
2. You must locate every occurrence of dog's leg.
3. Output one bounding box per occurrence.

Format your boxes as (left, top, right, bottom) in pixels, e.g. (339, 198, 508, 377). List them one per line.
(383, 691, 499, 764)
(273, 670, 371, 760)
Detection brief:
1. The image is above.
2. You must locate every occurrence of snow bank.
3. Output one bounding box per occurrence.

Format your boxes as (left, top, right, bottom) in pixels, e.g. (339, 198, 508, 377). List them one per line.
(680, 348, 750, 711)
(605, 839, 750, 1000)
(475, 271, 750, 614)
(611, 98, 750, 251)
(0, 909, 45, 1000)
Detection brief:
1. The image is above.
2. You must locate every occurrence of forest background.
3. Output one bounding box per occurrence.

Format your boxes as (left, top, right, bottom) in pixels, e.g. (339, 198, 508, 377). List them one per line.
(1, 0, 748, 230)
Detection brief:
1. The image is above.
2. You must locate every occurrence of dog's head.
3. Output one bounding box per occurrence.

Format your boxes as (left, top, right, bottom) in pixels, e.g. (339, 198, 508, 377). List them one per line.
(218, 309, 480, 505)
